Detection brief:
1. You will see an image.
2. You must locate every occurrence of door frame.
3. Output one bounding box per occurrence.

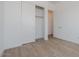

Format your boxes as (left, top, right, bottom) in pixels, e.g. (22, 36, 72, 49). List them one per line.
(35, 4, 54, 40)
(48, 10, 54, 38)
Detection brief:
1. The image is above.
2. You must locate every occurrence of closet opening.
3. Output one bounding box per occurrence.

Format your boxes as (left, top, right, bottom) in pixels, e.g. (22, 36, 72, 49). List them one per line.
(35, 5, 45, 41)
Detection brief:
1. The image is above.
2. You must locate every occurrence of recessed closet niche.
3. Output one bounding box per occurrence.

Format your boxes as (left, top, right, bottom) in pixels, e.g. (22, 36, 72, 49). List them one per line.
(35, 6, 45, 40)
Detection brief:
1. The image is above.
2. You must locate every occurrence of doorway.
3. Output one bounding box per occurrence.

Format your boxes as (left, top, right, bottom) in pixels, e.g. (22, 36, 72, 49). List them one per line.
(48, 10, 53, 39)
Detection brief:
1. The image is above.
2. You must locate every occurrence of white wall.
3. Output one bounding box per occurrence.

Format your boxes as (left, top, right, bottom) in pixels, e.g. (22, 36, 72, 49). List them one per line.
(54, 2, 79, 44)
(4, 2, 22, 49)
(21, 1, 35, 43)
(0, 2, 4, 56)
(4, 1, 35, 49)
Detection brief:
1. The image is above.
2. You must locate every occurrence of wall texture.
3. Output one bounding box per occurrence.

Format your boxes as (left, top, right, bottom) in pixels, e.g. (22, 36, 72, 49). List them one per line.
(0, 2, 4, 56)
(54, 2, 79, 44)
(4, 1, 35, 49)
(21, 2, 35, 44)
(4, 2, 22, 49)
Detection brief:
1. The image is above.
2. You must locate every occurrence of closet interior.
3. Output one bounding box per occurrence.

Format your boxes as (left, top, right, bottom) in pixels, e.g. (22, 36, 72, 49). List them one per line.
(35, 6, 45, 41)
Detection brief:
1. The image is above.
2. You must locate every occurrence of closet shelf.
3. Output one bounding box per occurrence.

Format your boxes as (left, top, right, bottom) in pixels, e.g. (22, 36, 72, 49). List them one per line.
(35, 16, 44, 18)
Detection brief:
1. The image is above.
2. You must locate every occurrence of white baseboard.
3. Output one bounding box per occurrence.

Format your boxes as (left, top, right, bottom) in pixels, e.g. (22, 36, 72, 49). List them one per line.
(53, 36, 79, 46)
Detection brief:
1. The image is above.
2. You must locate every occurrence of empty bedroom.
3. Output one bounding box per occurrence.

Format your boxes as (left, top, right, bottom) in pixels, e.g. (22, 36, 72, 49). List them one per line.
(0, 1, 79, 57)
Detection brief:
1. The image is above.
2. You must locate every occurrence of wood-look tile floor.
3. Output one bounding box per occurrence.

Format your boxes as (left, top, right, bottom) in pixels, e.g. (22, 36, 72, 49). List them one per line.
(2, 37, 79, 57)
